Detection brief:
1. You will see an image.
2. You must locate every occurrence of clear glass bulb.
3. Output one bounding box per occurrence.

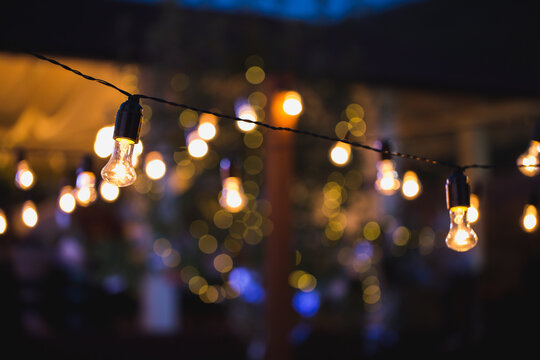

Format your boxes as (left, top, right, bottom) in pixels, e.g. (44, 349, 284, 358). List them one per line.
(219, 177, 246, 213)
(521, 204, 538, 233)
(445, 206, 478, 252)
(101, 138, 137, 187)
(375, 159, 400, 196)
(517, 140, 540, 177)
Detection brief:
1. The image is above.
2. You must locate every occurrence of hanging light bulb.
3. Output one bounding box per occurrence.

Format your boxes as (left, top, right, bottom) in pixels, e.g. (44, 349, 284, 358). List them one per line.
(329, 142, 352, 166)
(145, 151, 167, 180)
(282, 91, 303, 116)
(521, 203, 538, 233)
(401, 170, 422, 200)
(101, 96, 143, 187)
(197, 113, 218, 141)
(187, 131, 209, 159)
(21, 200, 38, 228)
(219, 158, 246, 213)
(517, 120, 540, 177)
(14, 151, 35, 190)
(99, 181, 120, 202)
(75, 155, 97, 207)
(235, 99, 257, 132)
(0, 209, 7, 235)
(467, 194, 480, 224)
(374, 141, 400, 196)
(58, 185, 76, 214)
(445, 170, 478, 252)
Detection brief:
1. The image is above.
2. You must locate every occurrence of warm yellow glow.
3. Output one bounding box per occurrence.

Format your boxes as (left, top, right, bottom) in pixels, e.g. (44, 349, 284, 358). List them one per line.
(245, 65, 265, 84)
(15, 160, 35, 190)
(401, 171, 421, 200)
(93, 125, 115, 158)
(58, 186, 76, 213)
(100, 181, 120, 202)
(75, 171, 97, 207)
(213, 253, 233, 273)
(219, 177, 247, 213)
(0, 209, 7, 234)
(446, 206, 478, 252)
(101, 138, 137, 187)
(187, 132, 209, 159)
(282, 91, 303, 116)
(132, 140, 143, 166)
(375, 160, 400, 196)
(197, 114, 218, 141)
(329, 142, 351, 166)
(517, 140, 540, 177)
(467, 194, 480, 224)
(144, 151, 167, 180)
(521, 204, 538, 233)
(21, 201, 38, 228)
(236, 103, 257, 132)
(297, 273, 317, 292)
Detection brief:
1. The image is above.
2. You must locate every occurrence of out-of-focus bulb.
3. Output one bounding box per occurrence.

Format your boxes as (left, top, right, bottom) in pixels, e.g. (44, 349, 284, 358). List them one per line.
(132, 140, 144, 167)
(219, 177, 246, 213)
(100, 181, 120, 202)
(235, 100, 257, 132)
(94, 125, 115, 158)
(375, 159, 400, 196)
(446, 206, 478, 252)
(467, 194, 480, 224)
(198, 114, 218, 141)
(101, 138, 137, 187)
(282, 91, 303, 116)
(329, 142, 351, 166)
(187, 132, 209, 159)
(75, 171, 97, 207)
(58, 185, 76, 213)
(15, 160, 35, 190)
(517, 140, 540, 177)
(521, 204, 538, 233)
(401, 170, 421, 200)
(21, 200, 38, 228)
(145, 151, 167, 180)
(0, 209, 7, 234)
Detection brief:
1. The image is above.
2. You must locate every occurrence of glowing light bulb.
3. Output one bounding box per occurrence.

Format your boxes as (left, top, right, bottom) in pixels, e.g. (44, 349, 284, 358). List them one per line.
(75, 171, 97, 207)
(219, 177, 247, 213)
(58, 185, 76, 213)
(15, 160, 35, 190)
(198, 114, 218, 141)
(521, 204, 538, 233)
(21, 201, 38, 228)
(101, 138, 138, 187)
(100, 181, 120, 202)
(282, 91, 303, 116)
(401, 171, 422, 200)
(467, 194, 480, 224)
(375, 159, 400, 196)
(187, 132, 209, 159)
(235, 100, 257, 132)
(145, 151, 167, 180)
(329, 142, 351, 166)
(517, 140, 540, 177)
(446, 206, 478, 252)
(0, 209, 7, 235)
(94, 125, 115, 158)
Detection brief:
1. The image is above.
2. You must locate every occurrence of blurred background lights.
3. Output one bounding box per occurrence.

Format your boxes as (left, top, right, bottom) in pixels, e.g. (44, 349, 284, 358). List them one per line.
(375, 159, 400, 196)
(282, 91, 303, 116)
(197, 114, 218, 141)
(401, 170, 421, 200)
(58, 185, 76, 213)
(187, 132, 209, 158)
(219, 177, 247, 213)
(132, 141, 144, 166)
(292, 290, 320, 318)
(245, 65, 265, 85)
(93, 125, 114, 158)
(145, 151, 167, 180)
(99, 181, 120, 202)
(329, 142, 352, 166)
(22, 200, 38, 228)
(75, 171, 97, 207)
(235, 99, 257, 132)
(213, 253, 233, 273)
(467, 194, 480, 224)
(521, 204, 538, 233)
(15, 160, 35, 190)
(0, 209, 7, 234)
(517, 140, 540, 177)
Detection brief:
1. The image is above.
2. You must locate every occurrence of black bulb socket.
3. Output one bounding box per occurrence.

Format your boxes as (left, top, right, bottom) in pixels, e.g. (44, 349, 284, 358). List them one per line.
(113, 96, 143, 143)
(381, 140, 392, 160)
(446, 170, 471, 209)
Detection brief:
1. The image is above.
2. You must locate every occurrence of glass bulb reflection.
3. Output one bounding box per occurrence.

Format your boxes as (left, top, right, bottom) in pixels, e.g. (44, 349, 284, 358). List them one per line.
(0, 209, 7, 234)
(401, 171, 421, 200)
(517, 140, 540, 177)
(521, 204, 538, 233)
(219, 177, 246, 213)
(58, 186, 76, 213)
(15, 160, 35, 190)
(375, 160, 400, 196)
(101, 138, 137, 187)
(329, 142, 351, 166)
(445, 206, 478, 252)
(22, 201, 38, 228)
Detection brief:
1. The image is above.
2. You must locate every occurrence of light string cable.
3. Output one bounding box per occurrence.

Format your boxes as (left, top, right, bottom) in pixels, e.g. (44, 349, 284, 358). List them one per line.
(25, 51, 530, 172)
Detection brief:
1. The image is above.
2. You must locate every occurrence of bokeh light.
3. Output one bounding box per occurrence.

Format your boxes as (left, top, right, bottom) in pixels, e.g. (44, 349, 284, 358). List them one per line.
(282, 91, 303, 116)
(0, 209, 7, 234)
(99, 181, 120, 202)
(214, 253, 233, 273)
(58, 185, 76, 213)
(522, 204, 538, 233)
(15, 160, 35, 190)
(329, 142, 352, 166)
(187, 132, 209, 159)
(197, 114, 218, 141)
(245, 66, 265, 85)
(93, 125, 114, 158)
(22, 200, 38, 228)
(401, 170, 421, 200)
(145, 151, 167, 180)
(235, 100, 258, 132)
(467, 194, 480, 224)
(292, 290, 320, 317)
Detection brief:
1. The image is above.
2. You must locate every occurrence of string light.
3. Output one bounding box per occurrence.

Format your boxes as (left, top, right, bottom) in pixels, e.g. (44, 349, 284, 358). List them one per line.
(521, 202, 538, 233)
(467, 194, 480, 224)
(58, 185, 76, 213)
(0, 209, 7, 235)
(235, 99, 257, 132)
(133, 141, 144, 167)
(445, 170, 478, 252)
(329, 142, 352, 167)
(99, 181, 120, 202)
(219, 158, 246, 213)
(197, 113, 218, 141)
(187, 131, 209, 159)
(375, 141, 400, 196)
(282, 91, 303, 116)
(14, 151, 35, 190)
(101, 96, 143, 187)
(517, 120, 540, 177)
(21, 200, 38, 228)
(401, 170, 422, 200)
(75, 155, 97, 207)
(94, 125, 115, 158)
(144, 151, 167, 180)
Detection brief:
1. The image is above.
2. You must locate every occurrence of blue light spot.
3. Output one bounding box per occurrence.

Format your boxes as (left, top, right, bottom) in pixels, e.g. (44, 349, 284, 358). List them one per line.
(355, 240, 374, 258)
(289, 323, 312, 344)
(292, 290, 320, 317)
